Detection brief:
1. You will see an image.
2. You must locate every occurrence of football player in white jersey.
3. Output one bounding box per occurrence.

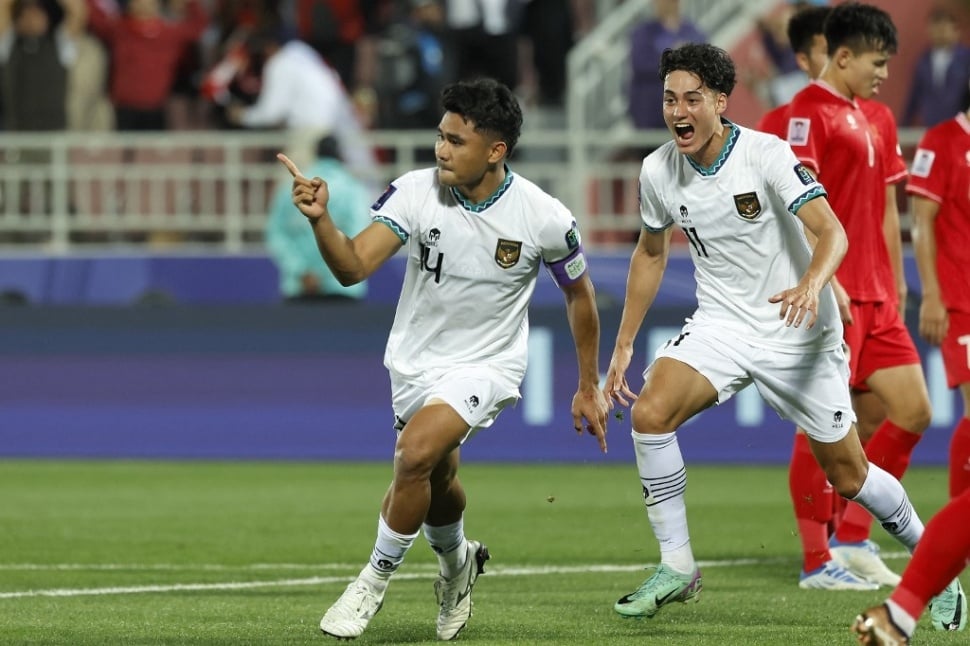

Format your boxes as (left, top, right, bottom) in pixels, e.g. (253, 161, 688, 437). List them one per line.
(278, 77, 609, 640)
(603, 43, 929, 621)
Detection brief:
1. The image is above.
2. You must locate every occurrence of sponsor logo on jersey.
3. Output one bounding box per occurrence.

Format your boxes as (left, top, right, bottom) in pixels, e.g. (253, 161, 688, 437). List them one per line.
(495, 239, 522, 268)
(565, 224, 580, 250)
(794, 163, 814, 186)
(787, 118, 810, 145)
(733, 192, 762, 220)
(426, 227, 441, 247)
(371, 184, 397, 210)
(911, 149, 935, 178)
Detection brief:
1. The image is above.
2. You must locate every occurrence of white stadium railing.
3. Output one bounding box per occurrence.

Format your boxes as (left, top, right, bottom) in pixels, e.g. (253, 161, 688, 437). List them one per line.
(0, 128, 926, 253)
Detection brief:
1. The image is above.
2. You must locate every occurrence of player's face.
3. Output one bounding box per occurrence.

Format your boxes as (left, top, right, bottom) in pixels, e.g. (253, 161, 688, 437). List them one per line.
(434, 111, 504, 189)
(842, 48, 890, 100)
(662, 70, 727, 161)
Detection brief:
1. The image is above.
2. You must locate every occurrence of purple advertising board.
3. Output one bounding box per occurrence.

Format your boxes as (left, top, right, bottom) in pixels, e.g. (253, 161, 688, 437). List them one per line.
(0, 303, 958, 464)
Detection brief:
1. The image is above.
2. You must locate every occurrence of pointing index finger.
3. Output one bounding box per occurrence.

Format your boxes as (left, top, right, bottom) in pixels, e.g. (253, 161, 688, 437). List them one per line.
(276, 153, 304, 178)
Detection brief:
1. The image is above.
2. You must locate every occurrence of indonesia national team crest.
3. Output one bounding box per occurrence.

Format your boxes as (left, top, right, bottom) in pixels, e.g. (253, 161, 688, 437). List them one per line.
(495, 239, 522, 268)
(733, 192, 762, 220)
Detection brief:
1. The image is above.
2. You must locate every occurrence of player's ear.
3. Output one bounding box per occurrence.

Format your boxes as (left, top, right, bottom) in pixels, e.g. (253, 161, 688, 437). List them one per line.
(488, 140, 508, 164)
(715, 92, 728, 115)
(833, 45, 853, 69)
(794, 51, 811, 75)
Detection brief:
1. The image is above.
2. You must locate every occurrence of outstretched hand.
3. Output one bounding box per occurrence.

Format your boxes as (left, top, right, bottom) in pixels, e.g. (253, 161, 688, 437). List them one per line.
(572, 384, 609, 454)
(277, 153, 329, 220)
(768, 282, 819, 329)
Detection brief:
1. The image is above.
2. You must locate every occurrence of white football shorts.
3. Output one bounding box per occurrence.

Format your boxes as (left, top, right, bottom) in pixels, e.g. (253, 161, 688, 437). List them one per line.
(652, 320, 855, 443)
(390, 366, 521, 444)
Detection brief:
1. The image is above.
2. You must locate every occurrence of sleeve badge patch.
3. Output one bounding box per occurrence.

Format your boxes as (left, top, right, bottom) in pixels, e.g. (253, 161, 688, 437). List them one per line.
(565, 224, 581, 250)
(371, 184, 398, 211)
(787, 118, 810, 146)
(911, 149, 935, 178)
(794, 163, 814, 186)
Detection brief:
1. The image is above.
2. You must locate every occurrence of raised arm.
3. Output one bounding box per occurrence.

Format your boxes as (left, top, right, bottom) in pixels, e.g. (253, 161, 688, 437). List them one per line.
(561, 273, 608, 453)
(278, 154, 401, 285)
(604, 226, 671, 406)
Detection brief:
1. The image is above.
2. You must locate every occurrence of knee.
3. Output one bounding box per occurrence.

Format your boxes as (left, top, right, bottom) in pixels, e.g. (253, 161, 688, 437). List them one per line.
(827, 463, 868, 499)
(393, 439, 439, 482)
(890, 395, 933, 434)
(631, 398, 677, 435)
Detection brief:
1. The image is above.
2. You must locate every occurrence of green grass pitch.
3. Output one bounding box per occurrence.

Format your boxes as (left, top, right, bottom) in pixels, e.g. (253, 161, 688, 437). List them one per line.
(0, 460, 964, 645)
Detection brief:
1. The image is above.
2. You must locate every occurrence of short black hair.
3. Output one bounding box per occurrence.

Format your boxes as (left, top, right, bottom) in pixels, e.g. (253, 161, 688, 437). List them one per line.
(658, 43, 736, 96)
(787, 6, 831, 56)
(824, 2, 897, 57)
(440, 78, 522, 157)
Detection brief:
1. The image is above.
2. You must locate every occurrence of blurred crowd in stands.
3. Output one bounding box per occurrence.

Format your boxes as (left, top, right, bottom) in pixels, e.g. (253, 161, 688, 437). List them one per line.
(0, 0, 591, 134)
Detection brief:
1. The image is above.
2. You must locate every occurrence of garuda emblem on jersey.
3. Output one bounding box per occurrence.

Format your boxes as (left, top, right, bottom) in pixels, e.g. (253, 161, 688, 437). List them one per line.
(495, 239, 522, 268)
(733, 192, 762, 220)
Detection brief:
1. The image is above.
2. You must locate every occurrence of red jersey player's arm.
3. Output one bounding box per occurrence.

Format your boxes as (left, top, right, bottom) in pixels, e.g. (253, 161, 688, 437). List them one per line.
(910, 195, 946, 345)
(882, 183, 906, 315)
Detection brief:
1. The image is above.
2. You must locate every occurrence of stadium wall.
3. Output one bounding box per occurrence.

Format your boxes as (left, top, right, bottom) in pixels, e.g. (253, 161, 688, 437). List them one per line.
(0, 253, 959, 464)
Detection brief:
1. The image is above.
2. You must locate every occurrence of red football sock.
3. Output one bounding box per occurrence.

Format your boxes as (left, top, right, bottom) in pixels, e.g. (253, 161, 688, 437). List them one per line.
(949, 417, 970, 498)
(789, 433, 832, 571)
(889, 489, 970, 619)
(836, 421, 921, 544)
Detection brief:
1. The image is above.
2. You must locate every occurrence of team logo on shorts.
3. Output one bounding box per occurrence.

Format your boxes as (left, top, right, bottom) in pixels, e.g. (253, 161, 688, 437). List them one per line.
(733, 192, 762, 220)
(833, 410, 845, 429)
(495, 239, 522, 268)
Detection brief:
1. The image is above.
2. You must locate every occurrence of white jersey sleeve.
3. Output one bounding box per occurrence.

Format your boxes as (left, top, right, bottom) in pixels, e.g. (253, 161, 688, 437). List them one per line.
(761, 138, 828, 216)
(639, 151, 677, 232)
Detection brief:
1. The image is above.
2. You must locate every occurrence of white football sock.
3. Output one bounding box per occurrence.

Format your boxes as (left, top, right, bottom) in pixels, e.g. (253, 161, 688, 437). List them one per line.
(851, 463, 924, 551)
(631, 430, 695, 574)
(366, 515, 418, 582)
(423, 519, 468, 579)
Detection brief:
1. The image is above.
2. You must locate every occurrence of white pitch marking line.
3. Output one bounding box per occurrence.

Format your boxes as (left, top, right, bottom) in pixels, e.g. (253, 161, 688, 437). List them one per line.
(0, 553, 910, 600)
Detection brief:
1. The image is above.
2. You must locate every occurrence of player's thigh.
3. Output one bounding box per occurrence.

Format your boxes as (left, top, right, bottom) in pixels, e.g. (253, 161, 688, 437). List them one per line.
(634, 357, 719, 432)
(638, 323, 745, 432)
(392, 367, 519, 448)
(851, 389, 886, 443)
(751, 345, 855, 443)
(865, 362, 931, 429)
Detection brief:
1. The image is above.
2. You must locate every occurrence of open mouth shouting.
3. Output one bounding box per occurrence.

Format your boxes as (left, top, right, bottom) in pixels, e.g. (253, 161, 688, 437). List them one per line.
(673, 122, 695, 146)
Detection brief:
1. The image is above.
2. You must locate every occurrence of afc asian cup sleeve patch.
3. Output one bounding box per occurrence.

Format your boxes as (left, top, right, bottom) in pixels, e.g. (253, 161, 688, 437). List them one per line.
(910, 149, 935, 178)
(371, 184, 398, 211)
(794, 163, 814, 186)
(787, 118, 810, 146)
(565, 223, 581, 250)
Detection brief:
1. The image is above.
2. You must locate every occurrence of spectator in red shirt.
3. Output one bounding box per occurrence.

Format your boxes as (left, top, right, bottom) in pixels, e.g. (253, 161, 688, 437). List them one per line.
(86, 0, 207, 130)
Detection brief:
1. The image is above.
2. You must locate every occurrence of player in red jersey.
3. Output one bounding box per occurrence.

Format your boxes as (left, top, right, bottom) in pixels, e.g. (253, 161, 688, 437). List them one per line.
(758, 6, 873, 590)
(907, 93, 970, 501)
(785, 3, 938, 598)
(756, 6, 829, 141)
(852, 487, 970, 643)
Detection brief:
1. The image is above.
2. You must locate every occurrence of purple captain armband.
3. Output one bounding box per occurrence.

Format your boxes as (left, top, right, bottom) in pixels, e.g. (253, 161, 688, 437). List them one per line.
(545, 245, 588, 287)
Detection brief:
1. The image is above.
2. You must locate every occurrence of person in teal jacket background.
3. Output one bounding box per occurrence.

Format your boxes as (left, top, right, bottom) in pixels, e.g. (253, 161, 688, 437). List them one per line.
(266, 136, 371, 302)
